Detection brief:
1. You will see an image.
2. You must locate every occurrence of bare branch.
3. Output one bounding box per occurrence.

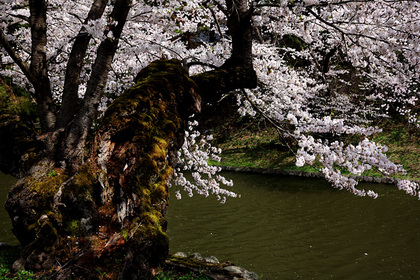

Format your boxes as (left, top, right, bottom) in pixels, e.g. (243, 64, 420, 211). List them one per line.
(7, 13, 30, 22)
(0, 28, 37, 88)
(206, 4, 224, 39)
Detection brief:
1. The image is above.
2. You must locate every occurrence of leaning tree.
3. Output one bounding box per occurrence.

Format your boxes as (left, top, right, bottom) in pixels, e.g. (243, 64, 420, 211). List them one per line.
(1, 0, 419, 278)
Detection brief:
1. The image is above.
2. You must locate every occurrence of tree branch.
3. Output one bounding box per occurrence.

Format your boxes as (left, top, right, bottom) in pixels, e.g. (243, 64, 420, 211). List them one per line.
(61, 0, 132, 170)
(0, 28, 36, 91)
(29, 0, 57, 132)
(204, 0, 227, 16)
(191, 0, 257, 104)
(6, 13, 30, 22)
(56, 0, 108, 128)
(206, 3, 224, 39)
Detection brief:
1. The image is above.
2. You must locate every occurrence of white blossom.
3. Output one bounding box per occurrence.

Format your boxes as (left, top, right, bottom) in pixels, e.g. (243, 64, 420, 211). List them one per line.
(1, 0, 419, 200)
(169, 118, 237, 203)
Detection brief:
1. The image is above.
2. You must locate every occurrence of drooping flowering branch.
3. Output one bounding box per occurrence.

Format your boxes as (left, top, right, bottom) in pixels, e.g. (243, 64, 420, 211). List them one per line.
(170, 117, 237, 203)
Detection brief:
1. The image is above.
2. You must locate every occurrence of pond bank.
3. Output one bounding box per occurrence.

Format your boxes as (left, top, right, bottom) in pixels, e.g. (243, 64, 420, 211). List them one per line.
(219, 165, 418, 185)
(205, 107, 420, 182)
(165, 252, 259, 280)
(0, 244, 259, 280)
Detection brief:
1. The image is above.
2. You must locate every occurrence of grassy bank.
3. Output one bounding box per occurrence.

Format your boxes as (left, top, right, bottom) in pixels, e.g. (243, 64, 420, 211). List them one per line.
(208, 114, 420, 181)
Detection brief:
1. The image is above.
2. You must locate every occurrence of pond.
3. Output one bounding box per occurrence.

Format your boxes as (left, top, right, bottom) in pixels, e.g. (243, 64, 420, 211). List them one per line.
(166, 172, 420, 279)
(1, 171, 419, 279)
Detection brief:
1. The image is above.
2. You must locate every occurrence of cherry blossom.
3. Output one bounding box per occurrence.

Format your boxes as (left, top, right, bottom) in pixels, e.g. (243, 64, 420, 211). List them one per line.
(1, 0, 419, 199)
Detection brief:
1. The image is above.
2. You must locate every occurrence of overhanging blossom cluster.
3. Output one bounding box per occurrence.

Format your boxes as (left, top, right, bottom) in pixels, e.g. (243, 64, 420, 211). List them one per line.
(169, 118, 236, 203)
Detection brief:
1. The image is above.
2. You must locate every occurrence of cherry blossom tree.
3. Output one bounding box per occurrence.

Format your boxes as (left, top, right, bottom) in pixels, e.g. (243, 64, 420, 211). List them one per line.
(243, 0, 420, 198)
(0, 0, 419, 278)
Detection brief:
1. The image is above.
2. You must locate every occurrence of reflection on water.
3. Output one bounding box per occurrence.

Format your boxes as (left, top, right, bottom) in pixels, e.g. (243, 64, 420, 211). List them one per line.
(1, 171, 419, 279)
(166, 172, 420, 279)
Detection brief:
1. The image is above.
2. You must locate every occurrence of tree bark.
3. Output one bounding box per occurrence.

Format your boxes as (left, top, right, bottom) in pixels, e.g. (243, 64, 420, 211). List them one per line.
(29, 0, 57, 132)
(60, 0, 132, 171)
(225, 0, 254, 68)
(56, 0, 108, 129)
(193, 0, 257, 103)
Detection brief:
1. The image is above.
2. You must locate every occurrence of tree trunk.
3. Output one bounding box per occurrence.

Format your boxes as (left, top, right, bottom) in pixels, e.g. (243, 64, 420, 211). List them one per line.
(56, 0, 108, 129)
(192, 0, 256, 105)
(4, 59, 201, 279)
(225, 0, 254, 68)
(60, 0, 133, 172)
(29, 0, 57, 132)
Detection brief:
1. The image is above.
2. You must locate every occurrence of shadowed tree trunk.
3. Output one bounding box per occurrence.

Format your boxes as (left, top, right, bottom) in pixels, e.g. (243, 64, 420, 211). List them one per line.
(56, 0, 108, 129)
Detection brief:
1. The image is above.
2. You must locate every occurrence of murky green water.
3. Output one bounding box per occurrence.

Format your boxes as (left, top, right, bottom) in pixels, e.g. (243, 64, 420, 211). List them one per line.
(1, 171, 419, 279)
(166, 172, 420, 279)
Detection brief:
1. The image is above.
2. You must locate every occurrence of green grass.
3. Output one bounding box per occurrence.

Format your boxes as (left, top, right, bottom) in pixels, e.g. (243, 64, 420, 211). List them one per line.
(211, 117, 420, 181)
(370, 120, 420, 180)
(0, 246, 42, 280)
(0, 265, 39, 280)
(212, 122, 320, 173)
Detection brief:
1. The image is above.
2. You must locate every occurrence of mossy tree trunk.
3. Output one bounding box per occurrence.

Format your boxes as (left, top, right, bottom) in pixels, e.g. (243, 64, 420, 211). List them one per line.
(3, 60, 202, 279)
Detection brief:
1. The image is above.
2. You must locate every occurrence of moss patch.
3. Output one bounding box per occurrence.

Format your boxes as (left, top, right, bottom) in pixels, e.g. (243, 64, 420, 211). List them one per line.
(28, 172, 68, 198)
(0, 78, 37, 119)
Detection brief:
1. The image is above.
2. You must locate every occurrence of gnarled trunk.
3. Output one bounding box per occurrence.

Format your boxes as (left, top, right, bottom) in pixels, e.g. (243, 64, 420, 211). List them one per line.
(4, 60, 201, 279)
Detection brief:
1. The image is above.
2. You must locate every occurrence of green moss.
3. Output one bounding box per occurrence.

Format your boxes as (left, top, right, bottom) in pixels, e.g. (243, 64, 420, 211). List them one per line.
(82, 59, 201, 276)
(154, 270, 212, 280)
(60, 163, 98, 202)
(68, 220, 80, 234)
(134, 59, 189, 83)
(144, 211, 164, 233)
(0, 78, 37, 118)
(28, 173, 68, 198)
(74, 164, 97, 187)
(151, 137, 169, 159)
(27, 215, 63, 254)
(151, 182, 168, 202)
(166, 255, 227, 271)
(121, 228, 129, 240)
(139, 211, 169, 262)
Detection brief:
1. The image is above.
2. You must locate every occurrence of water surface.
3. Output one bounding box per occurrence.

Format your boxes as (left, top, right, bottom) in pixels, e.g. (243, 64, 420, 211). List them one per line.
(1, 171, 419, 279)
(166, 172, 420, 279)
